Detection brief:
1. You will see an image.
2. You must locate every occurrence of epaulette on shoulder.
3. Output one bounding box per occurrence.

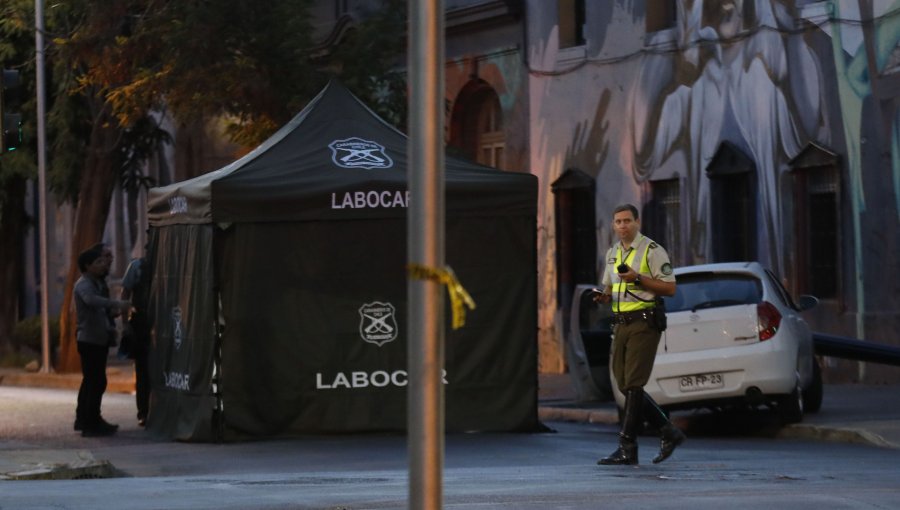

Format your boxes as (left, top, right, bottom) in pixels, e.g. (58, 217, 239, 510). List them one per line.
(649, 242, 658, 249)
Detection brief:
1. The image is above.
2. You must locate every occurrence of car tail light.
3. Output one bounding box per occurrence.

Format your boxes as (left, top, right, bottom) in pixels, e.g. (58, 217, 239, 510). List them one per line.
(757, 301, 781, 341)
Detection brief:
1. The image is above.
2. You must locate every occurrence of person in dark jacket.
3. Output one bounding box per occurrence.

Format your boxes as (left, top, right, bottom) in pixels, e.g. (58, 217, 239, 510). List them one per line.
(73, 246, 130, 437)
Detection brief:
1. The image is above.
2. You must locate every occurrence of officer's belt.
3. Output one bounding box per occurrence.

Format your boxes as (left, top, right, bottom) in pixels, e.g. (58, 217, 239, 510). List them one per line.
(612, 308, 656, 325)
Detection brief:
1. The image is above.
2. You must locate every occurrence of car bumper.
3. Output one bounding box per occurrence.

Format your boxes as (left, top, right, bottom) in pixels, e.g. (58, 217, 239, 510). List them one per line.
(614, 340, 799, 409)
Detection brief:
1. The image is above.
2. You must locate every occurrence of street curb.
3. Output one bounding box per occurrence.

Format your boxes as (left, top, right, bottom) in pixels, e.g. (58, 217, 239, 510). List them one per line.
(777, 424, 900, 450)
(539, 406, 900, 451)
(538, 406, 618, 425)
(0, 449, 123, 481)
(1, 460, 119, 481)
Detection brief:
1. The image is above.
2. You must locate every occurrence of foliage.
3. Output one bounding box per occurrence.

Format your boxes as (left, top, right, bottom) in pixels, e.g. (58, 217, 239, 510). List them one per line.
(2, 1, 408, 369)
(0, 347, 38, 368)
(12, 314, 60, 353)
(0, 0, 38, 203)
(5, 1, 409, 191)
(76, 0, 408, 147)
(330, 0, 408, 130)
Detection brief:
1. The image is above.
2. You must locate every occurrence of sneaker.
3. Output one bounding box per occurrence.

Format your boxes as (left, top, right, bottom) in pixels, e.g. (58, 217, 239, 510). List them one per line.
(73, 419, 83, 431)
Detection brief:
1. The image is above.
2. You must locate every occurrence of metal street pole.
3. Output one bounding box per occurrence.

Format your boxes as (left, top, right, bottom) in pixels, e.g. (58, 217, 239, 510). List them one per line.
(35, 0, 51, 373)
(407, 0, 444, 509)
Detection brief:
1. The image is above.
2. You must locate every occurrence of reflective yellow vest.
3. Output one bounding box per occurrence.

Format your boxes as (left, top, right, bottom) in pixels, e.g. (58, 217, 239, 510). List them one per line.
(611, 236, 656, 313)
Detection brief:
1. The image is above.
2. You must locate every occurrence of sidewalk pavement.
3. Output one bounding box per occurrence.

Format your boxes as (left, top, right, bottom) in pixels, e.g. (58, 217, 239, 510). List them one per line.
(1, 365, 898, 479)
(537, 372, 900, 450)
(0, 361, 136, 395)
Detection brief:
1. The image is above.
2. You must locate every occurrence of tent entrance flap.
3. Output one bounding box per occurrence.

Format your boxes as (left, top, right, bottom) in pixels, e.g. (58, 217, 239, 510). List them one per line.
(146, 224, 220, 441)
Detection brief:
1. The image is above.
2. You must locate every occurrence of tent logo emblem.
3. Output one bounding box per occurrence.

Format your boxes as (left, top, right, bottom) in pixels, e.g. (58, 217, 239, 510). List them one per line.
(168, 196, 188, 215)
(172, 306, 183, 350)
(329, 137, 394, 169)
(359, 301, 398, 346)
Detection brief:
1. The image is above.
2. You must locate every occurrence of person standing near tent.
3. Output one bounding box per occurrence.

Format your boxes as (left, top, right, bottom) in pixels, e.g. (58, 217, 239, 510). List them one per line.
(73, 246, 131, 437)
(593, 203, 684, 465)
(120, 256, 152, 426)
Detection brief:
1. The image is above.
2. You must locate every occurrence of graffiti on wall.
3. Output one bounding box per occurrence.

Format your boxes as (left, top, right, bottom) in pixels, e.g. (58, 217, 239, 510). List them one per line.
(816, 1, 900, 220)
(526, 0, 900, 375)
(624, 0, 829, 273)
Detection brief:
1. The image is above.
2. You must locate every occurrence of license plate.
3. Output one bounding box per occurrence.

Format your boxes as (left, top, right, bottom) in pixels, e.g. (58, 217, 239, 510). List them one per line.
(679, 373, 724, 392)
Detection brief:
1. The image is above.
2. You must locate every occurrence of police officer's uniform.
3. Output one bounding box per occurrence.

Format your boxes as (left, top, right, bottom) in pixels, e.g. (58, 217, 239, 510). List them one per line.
(598, 232, 684, 465)
(601, 232, 675, 391)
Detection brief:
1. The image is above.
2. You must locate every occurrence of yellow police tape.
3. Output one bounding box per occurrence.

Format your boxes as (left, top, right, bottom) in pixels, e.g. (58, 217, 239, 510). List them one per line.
(407, 264, 476, 329)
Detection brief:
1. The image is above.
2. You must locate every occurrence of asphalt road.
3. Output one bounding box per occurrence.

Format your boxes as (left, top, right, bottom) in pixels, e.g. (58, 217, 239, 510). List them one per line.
(2, 386, 900, 509)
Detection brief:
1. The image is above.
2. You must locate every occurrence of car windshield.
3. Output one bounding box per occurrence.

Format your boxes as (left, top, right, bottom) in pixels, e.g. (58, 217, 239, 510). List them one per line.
(663, 272, 762, 313)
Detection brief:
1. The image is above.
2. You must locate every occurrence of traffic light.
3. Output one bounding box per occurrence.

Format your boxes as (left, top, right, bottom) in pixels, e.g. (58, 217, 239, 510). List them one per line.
(1, 68, 23, 153)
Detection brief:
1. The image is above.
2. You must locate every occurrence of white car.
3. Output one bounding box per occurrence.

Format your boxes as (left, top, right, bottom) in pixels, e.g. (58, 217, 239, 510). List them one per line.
(611, 261, 822, 424)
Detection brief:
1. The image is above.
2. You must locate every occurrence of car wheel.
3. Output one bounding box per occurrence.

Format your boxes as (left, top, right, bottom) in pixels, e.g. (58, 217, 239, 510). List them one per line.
(802, 359, 824, 414)
(777, 375, 804, 425)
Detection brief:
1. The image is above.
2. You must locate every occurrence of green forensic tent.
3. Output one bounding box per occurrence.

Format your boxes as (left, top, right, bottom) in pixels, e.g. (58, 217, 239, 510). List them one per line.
(144, 82, 540, 441)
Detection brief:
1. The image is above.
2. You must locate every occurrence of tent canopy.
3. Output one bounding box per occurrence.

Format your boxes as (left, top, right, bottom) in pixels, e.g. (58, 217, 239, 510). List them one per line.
(146, 82, 539, 440)
(149, 81, 535, 225)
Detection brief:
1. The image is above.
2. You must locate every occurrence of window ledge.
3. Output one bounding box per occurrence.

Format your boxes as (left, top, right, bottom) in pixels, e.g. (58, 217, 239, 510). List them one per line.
(556, 44, 586, 66)
(644, 27, 677, 49)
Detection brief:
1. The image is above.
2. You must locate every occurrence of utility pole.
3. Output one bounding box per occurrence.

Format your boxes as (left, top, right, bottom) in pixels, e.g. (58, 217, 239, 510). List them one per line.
(407, 0, 445, 509)
(35, 0, 52, 373)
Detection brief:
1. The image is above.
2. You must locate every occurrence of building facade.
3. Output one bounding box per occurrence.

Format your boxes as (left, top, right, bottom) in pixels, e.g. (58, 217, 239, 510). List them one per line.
(20, 1, 898, 382)
(310, 0, 900, 382)
(524, 0, 900, 382)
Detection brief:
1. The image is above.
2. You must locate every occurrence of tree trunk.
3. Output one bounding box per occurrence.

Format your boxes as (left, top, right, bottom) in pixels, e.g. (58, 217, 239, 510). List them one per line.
(0, 177, 26, 354)
(56, 108, 121, 372)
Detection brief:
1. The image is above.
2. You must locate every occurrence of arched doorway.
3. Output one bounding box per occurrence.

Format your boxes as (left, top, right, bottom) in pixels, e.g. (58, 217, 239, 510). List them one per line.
(449, 81, 505, 169)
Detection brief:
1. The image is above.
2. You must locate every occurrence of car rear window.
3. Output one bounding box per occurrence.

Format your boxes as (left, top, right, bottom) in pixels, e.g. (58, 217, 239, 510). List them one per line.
(663, 272, 762, 313)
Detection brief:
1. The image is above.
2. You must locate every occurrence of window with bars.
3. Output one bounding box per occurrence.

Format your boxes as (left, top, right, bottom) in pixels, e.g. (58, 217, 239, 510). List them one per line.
(802, 168, 839, 298)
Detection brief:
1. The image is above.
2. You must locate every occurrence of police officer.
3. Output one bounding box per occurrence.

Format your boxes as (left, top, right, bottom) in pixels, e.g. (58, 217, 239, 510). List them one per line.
(594, 203, 684, 465)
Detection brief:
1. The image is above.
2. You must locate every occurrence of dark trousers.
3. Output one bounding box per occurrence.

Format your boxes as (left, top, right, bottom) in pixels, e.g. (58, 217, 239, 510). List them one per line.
(76, 342, 108, 428)
(133, 340, 150, 420)
(611, 319, 662, 391)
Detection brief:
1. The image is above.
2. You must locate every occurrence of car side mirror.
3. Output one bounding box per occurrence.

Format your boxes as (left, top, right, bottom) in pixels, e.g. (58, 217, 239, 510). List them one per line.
(797, 294, 819, 311)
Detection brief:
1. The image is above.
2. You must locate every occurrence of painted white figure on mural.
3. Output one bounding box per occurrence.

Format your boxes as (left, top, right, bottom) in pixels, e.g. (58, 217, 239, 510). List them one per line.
(626, 0, 829, 273)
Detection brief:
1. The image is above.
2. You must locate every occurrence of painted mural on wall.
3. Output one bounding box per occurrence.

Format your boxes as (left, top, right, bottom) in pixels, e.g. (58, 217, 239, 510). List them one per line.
(624, 0, 830, 274)
(528, 1, 900, 376)
(528, 0, 833, 371)
(805, 0, 900, 340)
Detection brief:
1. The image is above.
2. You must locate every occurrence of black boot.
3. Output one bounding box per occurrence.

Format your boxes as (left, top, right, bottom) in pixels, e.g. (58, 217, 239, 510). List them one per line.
(599, 435, 637, 465)
(642, 393, 685, 464)
(599, 388, 643, 465)
(653, 423, 685, 464)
